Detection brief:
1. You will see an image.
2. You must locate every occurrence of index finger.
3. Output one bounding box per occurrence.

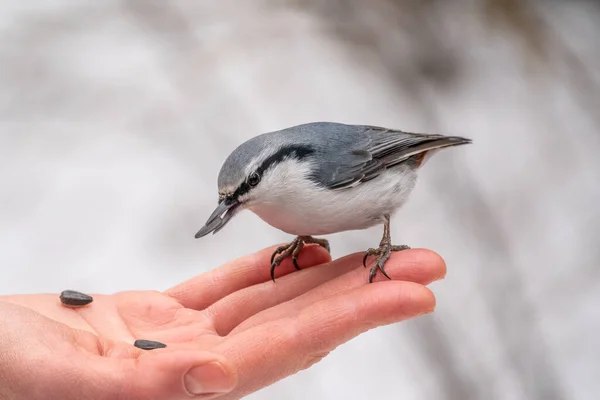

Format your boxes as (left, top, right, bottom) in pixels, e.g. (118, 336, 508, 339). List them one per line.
(165, 244, 331, 311)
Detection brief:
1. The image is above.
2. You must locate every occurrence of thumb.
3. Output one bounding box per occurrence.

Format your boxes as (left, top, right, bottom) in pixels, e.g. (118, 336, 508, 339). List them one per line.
(128, 349, 238, 399)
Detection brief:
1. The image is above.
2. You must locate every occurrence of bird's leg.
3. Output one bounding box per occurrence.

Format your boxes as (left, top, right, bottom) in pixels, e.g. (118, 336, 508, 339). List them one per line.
(270, 236, 331, 282)
(362, 215, 410, 283)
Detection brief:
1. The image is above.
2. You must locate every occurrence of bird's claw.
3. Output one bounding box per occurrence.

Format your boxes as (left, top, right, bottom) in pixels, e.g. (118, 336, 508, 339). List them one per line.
(363, 244, 411, 283)
(270, 260, 279, 283)
(270, 244, 290, 265)
(291, 240, 304, 271)
(269, 236, 330, 282)
(362, 248, 379, 268)
(270, 242, 297, 282)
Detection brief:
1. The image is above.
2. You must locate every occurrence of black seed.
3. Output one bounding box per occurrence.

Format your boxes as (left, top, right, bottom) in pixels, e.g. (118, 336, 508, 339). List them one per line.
(59, 290, 93, 307)
(134, 339, 167, 350)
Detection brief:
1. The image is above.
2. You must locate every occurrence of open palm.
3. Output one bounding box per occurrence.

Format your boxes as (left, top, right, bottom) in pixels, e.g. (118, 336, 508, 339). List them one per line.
(0, 245, 444, 400)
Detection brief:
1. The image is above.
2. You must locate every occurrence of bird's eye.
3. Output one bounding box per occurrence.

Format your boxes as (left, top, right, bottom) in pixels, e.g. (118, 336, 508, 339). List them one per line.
(247, 172, 261, 187)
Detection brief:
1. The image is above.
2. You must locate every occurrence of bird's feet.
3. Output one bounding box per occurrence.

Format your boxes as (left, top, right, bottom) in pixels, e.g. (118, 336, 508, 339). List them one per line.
(362, 242, 410, 283)
(270, 236, 331, 282)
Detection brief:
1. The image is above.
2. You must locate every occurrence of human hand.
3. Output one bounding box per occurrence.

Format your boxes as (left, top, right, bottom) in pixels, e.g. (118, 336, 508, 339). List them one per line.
(0, 245, 445, 400)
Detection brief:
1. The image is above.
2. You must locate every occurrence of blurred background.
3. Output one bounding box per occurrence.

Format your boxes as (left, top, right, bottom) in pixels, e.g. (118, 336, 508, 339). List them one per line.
(1, 0, 599, 399)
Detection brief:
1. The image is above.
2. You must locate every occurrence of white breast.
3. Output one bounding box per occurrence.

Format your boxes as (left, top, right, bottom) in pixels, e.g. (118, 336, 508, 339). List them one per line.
(244, 158, 418, 236)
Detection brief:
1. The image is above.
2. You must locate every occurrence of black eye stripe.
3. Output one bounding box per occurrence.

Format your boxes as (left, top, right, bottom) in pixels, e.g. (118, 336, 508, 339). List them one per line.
(255, 145, 314, 176)
(231, 145, 314, 200)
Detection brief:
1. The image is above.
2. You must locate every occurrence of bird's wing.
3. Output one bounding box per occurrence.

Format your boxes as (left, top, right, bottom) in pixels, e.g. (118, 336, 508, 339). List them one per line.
(313, 125, 471, 190)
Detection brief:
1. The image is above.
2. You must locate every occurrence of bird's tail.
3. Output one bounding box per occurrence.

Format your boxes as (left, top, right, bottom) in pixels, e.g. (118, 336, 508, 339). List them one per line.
(384, 135, 472, 168)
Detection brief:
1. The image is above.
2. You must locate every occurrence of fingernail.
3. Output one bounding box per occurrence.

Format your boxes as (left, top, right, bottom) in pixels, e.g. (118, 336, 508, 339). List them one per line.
(184, 362, 234, 395)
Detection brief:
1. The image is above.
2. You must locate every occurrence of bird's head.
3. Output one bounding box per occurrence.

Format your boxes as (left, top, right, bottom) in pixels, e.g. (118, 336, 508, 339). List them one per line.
(194, 134, 315, 238)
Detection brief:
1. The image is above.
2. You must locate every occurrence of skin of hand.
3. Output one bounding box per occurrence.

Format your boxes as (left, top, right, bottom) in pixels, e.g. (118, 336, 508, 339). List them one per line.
(0, 245, 445, 400)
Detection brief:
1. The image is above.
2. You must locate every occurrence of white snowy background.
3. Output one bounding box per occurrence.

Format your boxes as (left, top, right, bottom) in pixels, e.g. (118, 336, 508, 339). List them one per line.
(1, 1, 599, 399)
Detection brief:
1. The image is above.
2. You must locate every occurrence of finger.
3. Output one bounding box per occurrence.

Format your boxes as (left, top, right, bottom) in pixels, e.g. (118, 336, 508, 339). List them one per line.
(114, 349, 238, 399)
(165, 244, 331, 311)
(219, 281, 435, 398)
(208, 248, 443, 336)
(229, 249, 445, 334)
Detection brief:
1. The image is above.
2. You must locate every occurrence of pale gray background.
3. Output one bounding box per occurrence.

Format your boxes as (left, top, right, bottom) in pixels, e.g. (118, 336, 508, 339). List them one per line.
(1, 1, 599, 399)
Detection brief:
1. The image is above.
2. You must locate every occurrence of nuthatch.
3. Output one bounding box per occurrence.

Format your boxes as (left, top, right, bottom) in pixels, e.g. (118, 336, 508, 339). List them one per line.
(195, 122, 471, 282)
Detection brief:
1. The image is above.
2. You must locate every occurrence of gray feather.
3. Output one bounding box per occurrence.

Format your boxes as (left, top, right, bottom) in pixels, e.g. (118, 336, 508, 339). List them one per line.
(301, 123, 472, 190)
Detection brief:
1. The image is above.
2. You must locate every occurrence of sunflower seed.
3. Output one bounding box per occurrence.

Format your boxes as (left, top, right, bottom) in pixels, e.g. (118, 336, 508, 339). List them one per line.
(134, 339, 167, 350)
(59, 290, 94, 307)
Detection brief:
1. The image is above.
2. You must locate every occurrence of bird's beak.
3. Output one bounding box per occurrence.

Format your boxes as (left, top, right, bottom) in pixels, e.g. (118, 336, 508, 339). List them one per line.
(194, 198, 240, 238)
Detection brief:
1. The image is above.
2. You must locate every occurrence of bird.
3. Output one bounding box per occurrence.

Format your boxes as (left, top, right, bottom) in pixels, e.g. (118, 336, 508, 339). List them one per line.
(195, 122, 471, 283)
